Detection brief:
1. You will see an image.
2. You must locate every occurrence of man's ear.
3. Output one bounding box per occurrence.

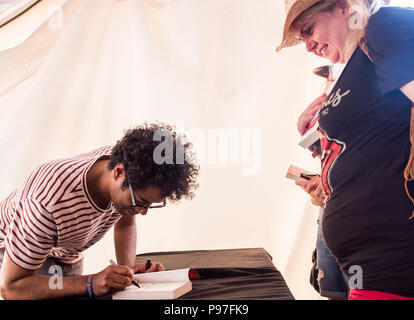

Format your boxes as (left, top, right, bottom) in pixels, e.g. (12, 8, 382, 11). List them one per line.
(113, 163, 126, 181)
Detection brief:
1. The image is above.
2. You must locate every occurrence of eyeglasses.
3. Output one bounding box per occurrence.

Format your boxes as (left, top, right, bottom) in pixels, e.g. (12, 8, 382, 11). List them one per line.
(128, 184, 166, 209)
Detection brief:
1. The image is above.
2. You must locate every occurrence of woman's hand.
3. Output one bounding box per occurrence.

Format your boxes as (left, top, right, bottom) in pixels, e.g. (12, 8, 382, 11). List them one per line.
(295, 175, 325, 206)
(297, 94, 327, 135)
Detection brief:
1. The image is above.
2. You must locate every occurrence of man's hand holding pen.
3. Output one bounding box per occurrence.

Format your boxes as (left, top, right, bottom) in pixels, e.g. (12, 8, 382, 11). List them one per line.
(93, 263, 136, 296)
(91, 259, 165, 297)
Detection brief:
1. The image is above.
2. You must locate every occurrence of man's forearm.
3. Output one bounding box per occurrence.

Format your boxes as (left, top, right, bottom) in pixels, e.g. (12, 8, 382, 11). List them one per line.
(114, 223, 137, 268)
(2, 274, 89, 300)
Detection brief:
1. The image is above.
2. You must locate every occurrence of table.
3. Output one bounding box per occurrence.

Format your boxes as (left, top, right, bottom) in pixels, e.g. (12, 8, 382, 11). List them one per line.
(134, 247, 294, 300)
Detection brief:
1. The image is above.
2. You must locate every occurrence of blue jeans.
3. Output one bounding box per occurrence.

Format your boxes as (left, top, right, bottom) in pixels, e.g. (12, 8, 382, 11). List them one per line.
(316, 225, 349, 299)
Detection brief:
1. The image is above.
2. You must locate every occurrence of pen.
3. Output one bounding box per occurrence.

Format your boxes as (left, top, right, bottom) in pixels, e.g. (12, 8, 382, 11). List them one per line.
(145, 259, 152, 271)
(109, 259, 140, 288)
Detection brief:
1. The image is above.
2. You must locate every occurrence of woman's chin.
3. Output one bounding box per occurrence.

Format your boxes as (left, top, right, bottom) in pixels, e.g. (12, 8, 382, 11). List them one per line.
(328, 57, 338, 63)
(327, 52, 341, 64)
(316, 48, 339, 63)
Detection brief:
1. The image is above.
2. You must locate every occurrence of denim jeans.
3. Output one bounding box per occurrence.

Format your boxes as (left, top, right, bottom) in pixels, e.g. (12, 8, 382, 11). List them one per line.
(316, 225, 349, 299)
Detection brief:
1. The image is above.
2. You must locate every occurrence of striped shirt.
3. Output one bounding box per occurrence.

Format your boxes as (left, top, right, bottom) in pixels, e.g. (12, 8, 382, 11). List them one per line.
(0, 146, 122, 270)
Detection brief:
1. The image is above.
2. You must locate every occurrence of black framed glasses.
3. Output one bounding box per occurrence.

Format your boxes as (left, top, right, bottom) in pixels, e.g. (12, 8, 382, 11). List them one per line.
(128, 184, 166, 209)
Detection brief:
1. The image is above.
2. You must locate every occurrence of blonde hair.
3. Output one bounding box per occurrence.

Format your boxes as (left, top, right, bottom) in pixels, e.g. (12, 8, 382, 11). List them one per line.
(291, 0, 383, 62)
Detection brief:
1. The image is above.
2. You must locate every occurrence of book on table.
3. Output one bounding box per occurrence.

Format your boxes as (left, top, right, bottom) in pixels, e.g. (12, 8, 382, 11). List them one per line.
(112, 268, 199, 300)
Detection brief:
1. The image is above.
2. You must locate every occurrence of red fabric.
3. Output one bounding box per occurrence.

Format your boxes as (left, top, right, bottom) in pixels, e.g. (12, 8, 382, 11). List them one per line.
(189, 268, 200, 280)
(349, 289, 414, 300)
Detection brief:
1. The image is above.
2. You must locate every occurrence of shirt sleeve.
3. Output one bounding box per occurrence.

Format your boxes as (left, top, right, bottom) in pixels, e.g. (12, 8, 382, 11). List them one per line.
(4, 198, 57, 270)
(365, 7, 414, 94)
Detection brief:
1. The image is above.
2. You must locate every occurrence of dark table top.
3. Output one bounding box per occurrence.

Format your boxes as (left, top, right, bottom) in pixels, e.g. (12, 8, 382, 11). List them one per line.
(134, 247, 294, 300)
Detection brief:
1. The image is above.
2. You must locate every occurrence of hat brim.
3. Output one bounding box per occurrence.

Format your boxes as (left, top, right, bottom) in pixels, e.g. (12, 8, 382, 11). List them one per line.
(276, 0, 323, 52)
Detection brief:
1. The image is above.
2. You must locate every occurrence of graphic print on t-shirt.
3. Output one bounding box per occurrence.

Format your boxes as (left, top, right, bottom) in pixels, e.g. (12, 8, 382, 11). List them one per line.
(320, 87, 351, 118)
(319, 130, 346, 197)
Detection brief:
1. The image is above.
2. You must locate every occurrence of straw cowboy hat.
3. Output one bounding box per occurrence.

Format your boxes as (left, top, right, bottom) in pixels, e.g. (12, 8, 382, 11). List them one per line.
(276, 0, 324, 52)
(276, 0, 387, 52)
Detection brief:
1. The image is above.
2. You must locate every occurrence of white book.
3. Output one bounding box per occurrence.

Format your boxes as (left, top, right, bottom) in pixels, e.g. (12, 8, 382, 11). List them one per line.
(298, 63, 347, 150)
(298, 123, 322, 149)
(112, 268, 196, 300)
(285, 165, 317, 182)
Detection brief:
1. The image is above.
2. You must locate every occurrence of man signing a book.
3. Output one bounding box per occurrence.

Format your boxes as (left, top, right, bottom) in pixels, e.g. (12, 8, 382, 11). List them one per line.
(0, 122, 199, 299)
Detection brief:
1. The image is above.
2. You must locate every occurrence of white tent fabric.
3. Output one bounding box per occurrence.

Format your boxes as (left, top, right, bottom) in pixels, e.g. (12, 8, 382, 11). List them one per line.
(0, 0, 331, 299)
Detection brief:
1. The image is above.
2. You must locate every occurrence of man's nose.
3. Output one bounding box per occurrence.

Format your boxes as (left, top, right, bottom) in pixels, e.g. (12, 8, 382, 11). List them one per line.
(135, 207, 148, 215)
(140, 208, 148, 215)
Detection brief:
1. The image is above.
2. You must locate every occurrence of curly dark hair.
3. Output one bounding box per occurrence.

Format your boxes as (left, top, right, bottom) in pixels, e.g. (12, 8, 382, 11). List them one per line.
(108, 122, 199, 202)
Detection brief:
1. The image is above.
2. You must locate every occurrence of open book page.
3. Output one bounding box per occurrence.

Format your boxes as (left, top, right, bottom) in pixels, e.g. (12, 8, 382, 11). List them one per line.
(112, 268, 197, 300)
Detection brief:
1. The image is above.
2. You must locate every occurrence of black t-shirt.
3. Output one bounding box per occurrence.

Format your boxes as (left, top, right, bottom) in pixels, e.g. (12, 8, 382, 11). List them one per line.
(318, 6, 414, 296)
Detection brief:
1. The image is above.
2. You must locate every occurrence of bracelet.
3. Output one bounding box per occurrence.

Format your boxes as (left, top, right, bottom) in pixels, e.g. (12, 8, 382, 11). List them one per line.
(86, 274, 95, 299)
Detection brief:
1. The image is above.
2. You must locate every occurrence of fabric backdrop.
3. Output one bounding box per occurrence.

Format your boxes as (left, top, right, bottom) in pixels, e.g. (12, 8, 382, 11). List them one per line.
(0, 0, 333, 299)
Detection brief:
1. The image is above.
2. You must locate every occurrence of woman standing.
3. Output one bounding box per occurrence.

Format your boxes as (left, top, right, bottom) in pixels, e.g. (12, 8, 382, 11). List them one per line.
(277, 0, 414, 299)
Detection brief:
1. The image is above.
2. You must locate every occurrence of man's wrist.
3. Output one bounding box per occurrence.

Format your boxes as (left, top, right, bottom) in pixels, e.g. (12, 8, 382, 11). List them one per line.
(86, 274, 95, 299)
